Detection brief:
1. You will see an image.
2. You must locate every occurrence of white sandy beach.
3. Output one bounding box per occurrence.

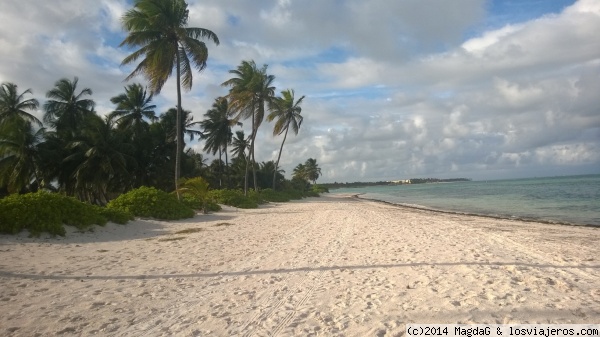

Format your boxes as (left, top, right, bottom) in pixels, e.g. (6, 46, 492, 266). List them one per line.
(1, 194, 599, 336)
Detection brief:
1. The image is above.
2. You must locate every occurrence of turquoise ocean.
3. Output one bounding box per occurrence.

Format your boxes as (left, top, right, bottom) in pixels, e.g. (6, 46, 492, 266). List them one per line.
(331, 174, 600, 226)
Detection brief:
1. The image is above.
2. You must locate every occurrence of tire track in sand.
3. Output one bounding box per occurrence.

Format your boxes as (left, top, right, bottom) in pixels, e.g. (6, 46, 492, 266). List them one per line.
(120, 205, 320, 337)
(236, 204, 356, 337)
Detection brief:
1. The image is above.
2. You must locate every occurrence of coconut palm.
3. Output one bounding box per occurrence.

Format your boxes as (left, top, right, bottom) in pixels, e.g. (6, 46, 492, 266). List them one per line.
(162, 107, 203, 145)
(109, 83, 156, 135)
(65, 115, 134, 204)
(43, 77, 95, 136)
(231, 130, 251, 194)
(200, 97, 239, 188)
(120, 0, 219, 195)
(267, 89, 305, 189)
(0, 120, 46, 193)
(292, 163, 307, 181)
(222, 60, 275, 191)
(0, 82, 41, 128)
(304, 158, 322, 184)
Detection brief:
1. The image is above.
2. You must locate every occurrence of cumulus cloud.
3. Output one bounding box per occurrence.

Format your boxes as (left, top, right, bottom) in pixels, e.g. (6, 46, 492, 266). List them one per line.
(0, 0, 598, 182)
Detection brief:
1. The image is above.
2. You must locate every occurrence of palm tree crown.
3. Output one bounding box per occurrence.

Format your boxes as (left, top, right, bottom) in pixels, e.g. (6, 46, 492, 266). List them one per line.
(120, 0, 219, 94)
(43, 77, 95, 135)
(109, 83, 157, 134)
(267, 89, 305, 189)
(222, 60, 275, 191)
(0, 82, 41, 128)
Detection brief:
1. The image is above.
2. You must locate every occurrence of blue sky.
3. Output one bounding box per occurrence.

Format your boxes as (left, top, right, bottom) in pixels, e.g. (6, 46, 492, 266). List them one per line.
(0, 0, 599, 182)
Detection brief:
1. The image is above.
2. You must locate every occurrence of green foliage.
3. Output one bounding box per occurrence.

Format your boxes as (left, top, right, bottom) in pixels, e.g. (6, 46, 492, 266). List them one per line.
(312, 185, 329, 193)
(260, 188, 291, 202)
(107, 186, 194, 220)
(181, 195, 221, 213)
(176, 177, 221, 213)
(0, 191, 131, 237)
(96, 206, 134, 225)
(208, 189, 259, 209)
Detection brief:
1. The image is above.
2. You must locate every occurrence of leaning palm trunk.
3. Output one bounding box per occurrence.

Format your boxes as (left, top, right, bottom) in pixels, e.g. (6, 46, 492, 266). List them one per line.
(273, 125, 289, 190)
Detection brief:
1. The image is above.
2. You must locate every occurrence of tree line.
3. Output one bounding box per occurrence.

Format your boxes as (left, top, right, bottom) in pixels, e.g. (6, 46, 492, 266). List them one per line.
(0, 0, 322, 204)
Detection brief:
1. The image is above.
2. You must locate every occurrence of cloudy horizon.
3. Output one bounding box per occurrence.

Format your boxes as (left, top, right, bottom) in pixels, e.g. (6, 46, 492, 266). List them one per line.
(1, 0, 598, 183)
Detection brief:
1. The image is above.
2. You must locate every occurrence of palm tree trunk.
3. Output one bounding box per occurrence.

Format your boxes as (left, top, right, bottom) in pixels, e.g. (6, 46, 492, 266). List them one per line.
(273, 125, 289, 190)
(218, 148, 222, 188)
(175, 48, 183, 199)
(243, 151, 249, 196)
(250, 110, 257, 191)
(224, 145, 230, 188)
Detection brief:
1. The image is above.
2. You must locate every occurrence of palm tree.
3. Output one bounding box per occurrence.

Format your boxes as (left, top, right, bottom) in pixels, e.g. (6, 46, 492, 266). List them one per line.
(304, 158, 322, 184)
(0, 120, 46, 193)
(162, 107, 203, 145)
(43, 77, 95, 136)
(0, 82, 41, 127)
(231, 130, 250, 194)
(200, 97, 238, 188)
(231, 130, 250, 160)
(65, 115, 134, 204)
(292, 163, 307, 181)
(120, 0, 219, 196)
(109, 83, 156, 135)
(267, 89, 305, 189)
(222, 60, 275, 191)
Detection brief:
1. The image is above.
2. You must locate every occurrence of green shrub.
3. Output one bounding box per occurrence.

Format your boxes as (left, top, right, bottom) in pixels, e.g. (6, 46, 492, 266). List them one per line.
(208, 189, 259, 209)
(107, 186, 195, 220)
(260, 189, 291, 202)
(0, 191, 131, 237)
(97, 207, 133, 225)
(181, 195, 221, 213)
(312, 185, 329, 193)
(283, 189, 304, 200)
(304, 190, 321, 197)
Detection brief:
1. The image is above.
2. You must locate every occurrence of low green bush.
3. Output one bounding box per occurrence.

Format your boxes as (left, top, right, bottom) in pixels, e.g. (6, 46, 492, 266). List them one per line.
(260, 188, 291, 202)
(312, 185, 329, 194)
(208, 189, 259, 209)
(107, 186, 195, 220)
(0, 191, 132, 237)
(181, 195, 221, 213)
(96, 207, 134, 225)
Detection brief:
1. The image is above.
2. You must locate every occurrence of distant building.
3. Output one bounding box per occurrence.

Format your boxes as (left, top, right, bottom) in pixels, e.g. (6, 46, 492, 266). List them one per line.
(389, 179, 411, 184)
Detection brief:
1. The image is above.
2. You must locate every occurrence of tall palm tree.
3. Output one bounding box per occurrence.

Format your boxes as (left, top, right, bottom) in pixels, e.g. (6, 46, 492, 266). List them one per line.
(222, 60, 275, 191)
(109, 83, 156, 135)
(0, 82, 41, 127)
(0, 120, 46, 193)
(292, 163, 307, 181)
(231, 130, 250, 194)
(267, 89, 305, 189)
(120, 0, 219, 196)
(200, 97, 238, 188)
(43, 77, 95, 136)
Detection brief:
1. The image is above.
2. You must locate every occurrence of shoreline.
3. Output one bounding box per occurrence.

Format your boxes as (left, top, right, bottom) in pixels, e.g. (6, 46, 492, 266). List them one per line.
(1, 194, 600, 336)
(348, 193, 599, 228)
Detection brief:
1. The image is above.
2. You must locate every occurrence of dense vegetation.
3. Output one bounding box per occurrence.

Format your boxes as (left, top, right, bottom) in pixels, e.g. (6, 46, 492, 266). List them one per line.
(0, 0, 326, 236)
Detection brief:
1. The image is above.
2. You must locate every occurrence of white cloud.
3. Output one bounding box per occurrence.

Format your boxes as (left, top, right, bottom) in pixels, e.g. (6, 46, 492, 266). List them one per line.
(0, 0, 598, 182)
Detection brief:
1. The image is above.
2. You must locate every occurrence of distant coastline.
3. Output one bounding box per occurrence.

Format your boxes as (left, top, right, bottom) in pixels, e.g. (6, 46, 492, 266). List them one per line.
(322, 178, 471, 190)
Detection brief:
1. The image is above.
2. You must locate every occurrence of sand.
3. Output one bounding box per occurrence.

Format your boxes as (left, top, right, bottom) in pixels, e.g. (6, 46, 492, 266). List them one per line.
(1, 194, 599, 336)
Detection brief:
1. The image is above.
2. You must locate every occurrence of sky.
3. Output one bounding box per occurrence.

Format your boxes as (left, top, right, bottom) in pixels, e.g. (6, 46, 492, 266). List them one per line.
(0, 0, 599, 182)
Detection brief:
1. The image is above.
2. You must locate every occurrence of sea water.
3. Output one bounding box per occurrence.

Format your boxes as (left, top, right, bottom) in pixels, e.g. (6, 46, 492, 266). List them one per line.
(331, 174, 600, 226)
